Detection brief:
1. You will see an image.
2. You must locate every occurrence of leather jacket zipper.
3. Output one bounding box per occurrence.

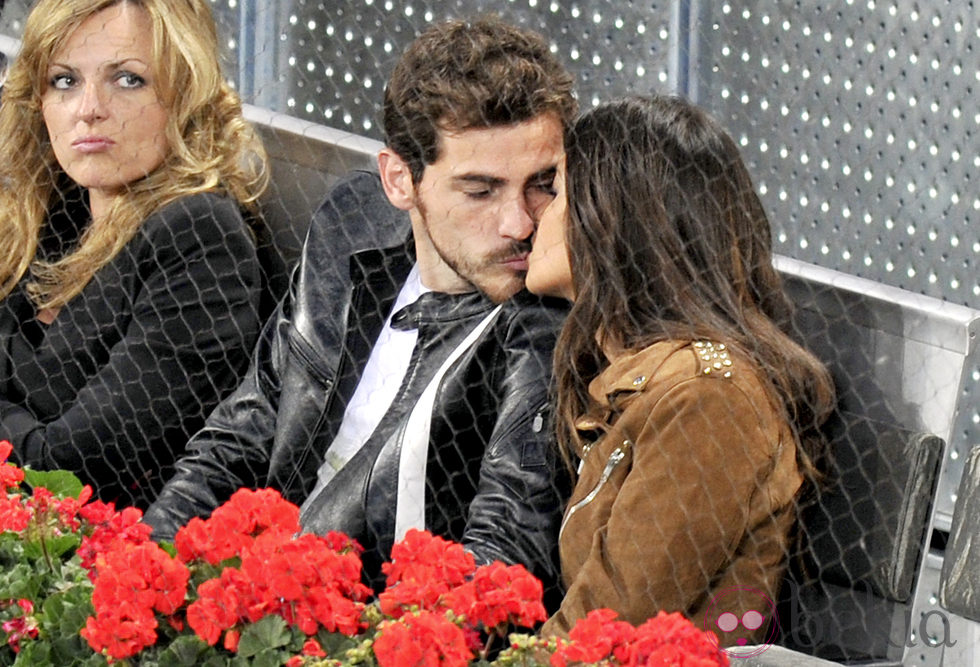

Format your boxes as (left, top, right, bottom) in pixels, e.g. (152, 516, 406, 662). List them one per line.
(559, 441, 630, 540)
(287, 333, 336, 388)
(280, 329, 345, 494)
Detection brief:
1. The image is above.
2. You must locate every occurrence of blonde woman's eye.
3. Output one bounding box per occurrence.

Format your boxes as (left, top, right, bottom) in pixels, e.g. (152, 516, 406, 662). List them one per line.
(49, 73, 75, 90)
(116, 72, 146, 88)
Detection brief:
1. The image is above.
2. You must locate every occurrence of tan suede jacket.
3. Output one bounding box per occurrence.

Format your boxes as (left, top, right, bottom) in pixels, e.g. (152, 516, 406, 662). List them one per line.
(541, 340, 803, 646)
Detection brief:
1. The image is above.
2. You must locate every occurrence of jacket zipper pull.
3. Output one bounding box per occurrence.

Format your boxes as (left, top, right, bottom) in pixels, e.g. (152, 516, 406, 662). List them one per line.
(560, 440, 632, 539)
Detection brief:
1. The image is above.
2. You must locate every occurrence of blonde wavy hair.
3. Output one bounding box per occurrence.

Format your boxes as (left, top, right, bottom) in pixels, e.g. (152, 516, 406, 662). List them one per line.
(0, 0, 269, 309)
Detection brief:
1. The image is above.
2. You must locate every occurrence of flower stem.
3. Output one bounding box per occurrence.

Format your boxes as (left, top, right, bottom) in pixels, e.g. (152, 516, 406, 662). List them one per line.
(482, 632, 495, 660)
(39, 532, 54, 573)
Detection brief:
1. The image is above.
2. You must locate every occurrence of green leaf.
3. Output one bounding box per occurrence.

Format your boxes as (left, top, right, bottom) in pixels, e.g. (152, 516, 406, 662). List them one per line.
(0, 563, 41, 599)
(47, 635, 101, 667)
(12, 639, 52, 667)
(231, 648, 289, 667)
(21, 469, 84, 498)
(317, 629, 362, 657)
(236, 615, 291, 658)
(153, 634, 217, 667)
(43, 534, 83, 560)
(18, 540, 45, 562)
(41, 586, 94, 638)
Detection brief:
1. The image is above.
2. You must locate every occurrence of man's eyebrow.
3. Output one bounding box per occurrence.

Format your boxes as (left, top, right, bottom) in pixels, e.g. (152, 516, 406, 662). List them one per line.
(526, 166, 558, 182)
(449, 166, 557, 189)
(451, 174, 507, 188)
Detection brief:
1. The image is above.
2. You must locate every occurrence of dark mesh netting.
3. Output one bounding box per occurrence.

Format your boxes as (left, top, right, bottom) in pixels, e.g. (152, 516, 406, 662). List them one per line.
(0, 2, 978, 666)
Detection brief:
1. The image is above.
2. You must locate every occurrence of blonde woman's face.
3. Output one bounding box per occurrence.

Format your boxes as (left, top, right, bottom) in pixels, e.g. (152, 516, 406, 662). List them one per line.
(41, 4, 169, 213)
(527, 157, 574, 301)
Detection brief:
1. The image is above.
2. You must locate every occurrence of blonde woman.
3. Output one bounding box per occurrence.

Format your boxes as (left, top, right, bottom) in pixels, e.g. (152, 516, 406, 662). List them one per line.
(0, 0, 273, 508)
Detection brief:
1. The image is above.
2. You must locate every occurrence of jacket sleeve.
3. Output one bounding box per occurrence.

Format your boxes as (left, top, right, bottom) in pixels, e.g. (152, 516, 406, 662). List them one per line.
(141, 275, 294, 541)
(459, 295, 571, 609)
(2, 194, 262, 506)
(143, 170, 410, 541)
(543, 377, 791, 633)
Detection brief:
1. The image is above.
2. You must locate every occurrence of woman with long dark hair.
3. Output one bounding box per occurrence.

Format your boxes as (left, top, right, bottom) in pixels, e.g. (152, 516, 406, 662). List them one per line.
(527, 95, 835, 645)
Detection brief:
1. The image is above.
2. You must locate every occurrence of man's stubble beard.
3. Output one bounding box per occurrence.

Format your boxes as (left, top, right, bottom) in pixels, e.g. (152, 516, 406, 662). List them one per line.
(415, 198, 531, 304)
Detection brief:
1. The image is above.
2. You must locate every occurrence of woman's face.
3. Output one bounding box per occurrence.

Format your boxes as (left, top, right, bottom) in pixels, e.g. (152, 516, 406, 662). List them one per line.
(41, 3, 169, 213)
(526, 157, 575, 301)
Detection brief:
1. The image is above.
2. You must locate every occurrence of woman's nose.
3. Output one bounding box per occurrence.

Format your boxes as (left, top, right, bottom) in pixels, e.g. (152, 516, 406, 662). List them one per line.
(75, 82, 109, 123)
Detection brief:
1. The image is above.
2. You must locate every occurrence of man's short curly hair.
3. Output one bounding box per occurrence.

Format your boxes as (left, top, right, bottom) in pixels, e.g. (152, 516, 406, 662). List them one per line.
(383, 16, 577, 184)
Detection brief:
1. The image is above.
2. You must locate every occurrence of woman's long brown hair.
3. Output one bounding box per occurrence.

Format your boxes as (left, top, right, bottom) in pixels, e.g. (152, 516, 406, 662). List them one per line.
(553, 95, 836, 479)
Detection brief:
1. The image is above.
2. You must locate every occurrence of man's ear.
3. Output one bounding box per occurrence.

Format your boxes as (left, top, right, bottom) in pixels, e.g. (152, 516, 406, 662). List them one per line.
(377, 148, 416, 211)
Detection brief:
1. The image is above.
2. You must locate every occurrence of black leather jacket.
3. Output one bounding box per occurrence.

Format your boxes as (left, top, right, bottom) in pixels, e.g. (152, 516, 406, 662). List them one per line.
(144, 171, 569, 596)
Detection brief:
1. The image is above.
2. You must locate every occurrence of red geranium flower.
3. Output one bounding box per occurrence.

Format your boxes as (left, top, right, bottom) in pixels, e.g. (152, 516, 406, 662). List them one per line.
(380, 579, 456, 618)
(83, 541, 191, 658)
(625, 612, 729, 667)
(321, 529, 365, 555)
(374, 610, 473, 667)
(81, 608, 158, 662)
(551, 609, 636, 667)
(382, 529, 476, 589)
(302, 637, 326, 657)
(186, 527, 370, 645)
(186, 572, 247, 645)
(2, 600, 39, 653)
(223, 629, 241, 653)
(79, 499, 118, 525)
(379, 530, 479, 618)
(215, 487, 301, 536)
(78, 504, 153, 577)
(174, 514, 251, 565)
(0, 493, 30, 533)
(462, 562, 546, 630)
(241, 530, 369, 635)
(174, 488, 301, 565)
(89, 544, 187, 616)
(51, 484, 93, 529)
(0, 441, 24, 489)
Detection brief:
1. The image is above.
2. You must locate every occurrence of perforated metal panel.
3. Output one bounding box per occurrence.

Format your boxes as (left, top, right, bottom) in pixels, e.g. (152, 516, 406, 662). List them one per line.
(0, 0, 243, 85)
(687, 0, 980, 510)
(233, 1, 674, 131)
(4, 0, 973, 314)
(692, 1, 978, 312)
(0, 1, 27, 34)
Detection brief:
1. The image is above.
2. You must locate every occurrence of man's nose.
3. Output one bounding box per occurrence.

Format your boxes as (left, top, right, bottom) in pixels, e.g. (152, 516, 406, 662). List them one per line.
(498, 196, 536, 241)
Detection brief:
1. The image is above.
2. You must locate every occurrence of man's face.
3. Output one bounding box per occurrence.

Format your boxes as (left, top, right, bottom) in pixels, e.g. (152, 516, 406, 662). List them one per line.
(409, 113, 565, 303)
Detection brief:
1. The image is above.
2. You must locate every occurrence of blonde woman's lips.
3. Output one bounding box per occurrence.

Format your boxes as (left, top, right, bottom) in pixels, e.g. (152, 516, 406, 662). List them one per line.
(72, 136, 114, 153)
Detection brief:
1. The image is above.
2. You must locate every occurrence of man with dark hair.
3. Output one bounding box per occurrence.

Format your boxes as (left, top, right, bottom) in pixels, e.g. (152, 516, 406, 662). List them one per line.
(145, 16, 577, 599)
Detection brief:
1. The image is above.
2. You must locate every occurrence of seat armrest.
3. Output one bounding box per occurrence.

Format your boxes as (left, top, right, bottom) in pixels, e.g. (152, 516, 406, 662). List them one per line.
(940, 444, 980, 620)
(803, 412, 943, 602)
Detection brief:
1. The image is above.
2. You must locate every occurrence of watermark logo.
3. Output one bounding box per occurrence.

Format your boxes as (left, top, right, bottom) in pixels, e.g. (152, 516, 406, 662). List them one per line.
(704, 581, 957, 660)
(703, 586, 779, 658)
